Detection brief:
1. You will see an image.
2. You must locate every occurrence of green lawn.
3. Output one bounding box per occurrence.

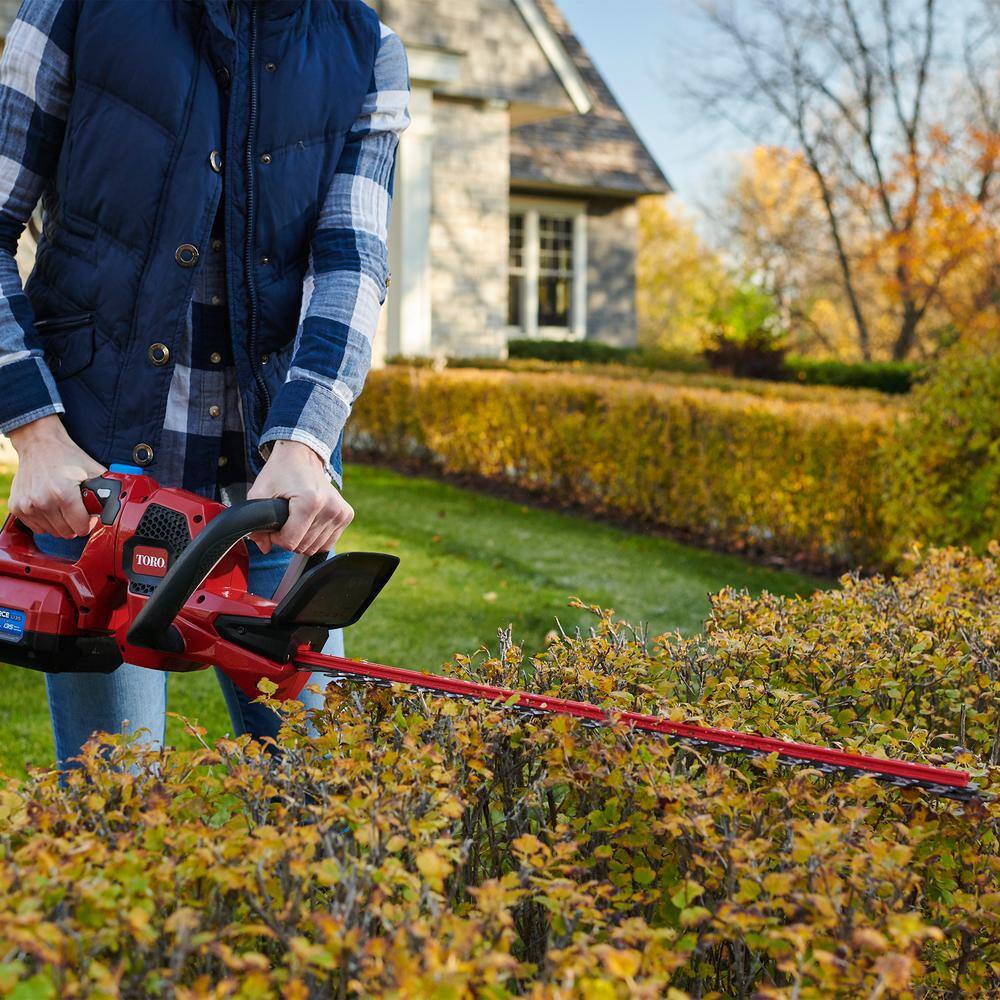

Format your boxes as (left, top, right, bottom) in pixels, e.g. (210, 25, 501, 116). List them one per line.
(0, 463, 823, 776)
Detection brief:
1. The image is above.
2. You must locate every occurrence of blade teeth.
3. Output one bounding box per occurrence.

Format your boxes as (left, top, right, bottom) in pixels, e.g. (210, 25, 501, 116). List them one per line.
(310, 665, 975, 802)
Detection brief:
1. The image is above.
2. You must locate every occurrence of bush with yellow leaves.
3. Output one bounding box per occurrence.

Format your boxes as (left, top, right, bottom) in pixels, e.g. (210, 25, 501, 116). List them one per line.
(0, 546, 997, 998)
(348, 367, 895, 571)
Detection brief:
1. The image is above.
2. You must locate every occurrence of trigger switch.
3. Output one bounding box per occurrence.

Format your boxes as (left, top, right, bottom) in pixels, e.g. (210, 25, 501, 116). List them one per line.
(82, 476, 124, 526)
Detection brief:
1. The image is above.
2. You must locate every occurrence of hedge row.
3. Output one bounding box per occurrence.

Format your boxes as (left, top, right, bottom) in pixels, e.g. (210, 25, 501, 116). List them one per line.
(504, 339, 919, 393)
(785, 355, 918, 394)
(403, 355, 895, 407)
(348, 368, 896, 570)
(2, 546, 996, 997)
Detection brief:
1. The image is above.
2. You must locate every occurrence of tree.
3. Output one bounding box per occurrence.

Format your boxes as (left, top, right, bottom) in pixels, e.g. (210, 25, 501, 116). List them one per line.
(711, 146, 856, 356)
(636, 195, 730, 352)
(683, 0, 999, 360)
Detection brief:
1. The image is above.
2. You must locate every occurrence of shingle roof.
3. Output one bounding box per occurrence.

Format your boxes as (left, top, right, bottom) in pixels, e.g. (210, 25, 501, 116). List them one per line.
(510, 0, 670, 197)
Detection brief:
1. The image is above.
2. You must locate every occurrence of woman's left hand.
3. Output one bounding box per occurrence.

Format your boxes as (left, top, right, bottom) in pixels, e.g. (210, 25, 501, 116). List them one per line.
(246, 440, 354, 555)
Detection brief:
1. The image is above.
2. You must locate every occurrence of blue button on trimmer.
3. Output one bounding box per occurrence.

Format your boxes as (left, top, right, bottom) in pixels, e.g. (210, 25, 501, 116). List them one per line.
(109, 463, 144, 475)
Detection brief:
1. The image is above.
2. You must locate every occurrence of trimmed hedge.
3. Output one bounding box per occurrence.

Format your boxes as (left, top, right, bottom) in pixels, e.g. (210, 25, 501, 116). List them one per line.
(886, 344, 1000, 558)
(1, 547, 997, 996)
(348, 367, 895, 570)
(785, 356, 918, 394)
(505, 339, 918, 393)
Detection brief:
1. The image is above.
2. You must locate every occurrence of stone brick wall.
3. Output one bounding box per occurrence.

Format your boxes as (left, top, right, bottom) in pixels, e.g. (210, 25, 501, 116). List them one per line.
(377, 0, 572, 112)
(0, 0, 17, 35)
(586, 199, 639, 347)
(428, 98, 511, 357)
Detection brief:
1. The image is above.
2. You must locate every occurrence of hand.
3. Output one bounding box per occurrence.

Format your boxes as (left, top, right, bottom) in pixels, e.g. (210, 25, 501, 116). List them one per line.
(247, 440, 354, 556)
(7, 415, 106, 538)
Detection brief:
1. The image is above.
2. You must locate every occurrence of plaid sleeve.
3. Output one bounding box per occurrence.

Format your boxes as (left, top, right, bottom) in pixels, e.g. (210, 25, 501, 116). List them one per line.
(258, 21, 410, 483)
(0, 0, 78, 434)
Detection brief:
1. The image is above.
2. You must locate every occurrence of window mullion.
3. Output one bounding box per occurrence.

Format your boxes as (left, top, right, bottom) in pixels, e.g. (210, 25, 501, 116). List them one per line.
(524, 209, 540, 339)
(572, 211, 587, 340)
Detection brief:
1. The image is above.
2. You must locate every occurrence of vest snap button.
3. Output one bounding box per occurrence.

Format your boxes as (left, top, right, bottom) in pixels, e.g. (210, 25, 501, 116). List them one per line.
(148, 343, 170, 366)
(217, 66, 231, 88)
(260, 152, 272, 165)
(264, 61, 277, 72)
(209, 150, 223, 173)
(132, 443, 154, 466)
(210, 351, 222, 365)
(175, 244, 199, 267)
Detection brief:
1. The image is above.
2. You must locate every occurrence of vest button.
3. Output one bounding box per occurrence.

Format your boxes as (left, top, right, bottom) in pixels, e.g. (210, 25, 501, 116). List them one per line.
(209, 150, 223, 173)
(148, 343, 170, 366)
(218, 455, 228, 468)
(210, 351, 222, 364)
(212, 239, 223, 253)
(132, 443, 154, 466)
(208, 404, 221, 419)
(175, 244, 199, 267)
(217, 66, 231, 88)
(259, 152, 271, 165)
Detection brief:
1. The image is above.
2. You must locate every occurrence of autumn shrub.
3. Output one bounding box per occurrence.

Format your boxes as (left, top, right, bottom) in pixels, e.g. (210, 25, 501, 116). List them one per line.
(348, 367, 895, 570)
(1, 546, 997, 998)
(703, 285, 788, 380)
(885, 341, 1000, 559)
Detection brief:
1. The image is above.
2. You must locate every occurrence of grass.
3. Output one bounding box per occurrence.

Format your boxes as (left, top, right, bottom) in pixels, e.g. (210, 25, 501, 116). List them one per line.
(0, 463, 824, 777)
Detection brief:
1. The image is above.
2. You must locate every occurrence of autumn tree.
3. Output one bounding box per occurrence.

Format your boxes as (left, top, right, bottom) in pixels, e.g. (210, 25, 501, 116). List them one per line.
(710, 146, 855, 356)
(637, 195, 730, 352)
(683, 0, 999, 361)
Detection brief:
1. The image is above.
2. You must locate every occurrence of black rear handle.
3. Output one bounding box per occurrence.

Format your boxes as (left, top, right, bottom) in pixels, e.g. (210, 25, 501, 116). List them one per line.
(126, 498, 289, 652)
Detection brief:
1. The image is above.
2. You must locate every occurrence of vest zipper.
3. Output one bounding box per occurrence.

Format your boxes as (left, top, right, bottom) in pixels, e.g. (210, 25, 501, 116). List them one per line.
(244, 2, 269, 412)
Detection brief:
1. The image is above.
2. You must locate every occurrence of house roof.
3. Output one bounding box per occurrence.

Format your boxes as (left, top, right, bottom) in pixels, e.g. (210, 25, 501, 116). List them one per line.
(510, 0, 671, 197)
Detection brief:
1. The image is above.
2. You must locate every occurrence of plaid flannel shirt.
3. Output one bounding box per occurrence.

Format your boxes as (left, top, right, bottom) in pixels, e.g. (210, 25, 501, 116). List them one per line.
(0, 1, 409, 499)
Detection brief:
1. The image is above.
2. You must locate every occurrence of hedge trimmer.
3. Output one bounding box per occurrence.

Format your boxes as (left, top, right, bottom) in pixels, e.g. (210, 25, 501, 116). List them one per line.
(0, 470, 978, 802)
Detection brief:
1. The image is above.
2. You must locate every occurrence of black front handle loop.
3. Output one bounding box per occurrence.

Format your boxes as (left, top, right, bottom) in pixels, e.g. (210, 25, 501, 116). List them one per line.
(126, 498, 289, 653)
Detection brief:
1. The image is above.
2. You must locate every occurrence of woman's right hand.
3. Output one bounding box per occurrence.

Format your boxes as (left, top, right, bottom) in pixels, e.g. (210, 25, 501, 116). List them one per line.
(7, 415, 106, 538)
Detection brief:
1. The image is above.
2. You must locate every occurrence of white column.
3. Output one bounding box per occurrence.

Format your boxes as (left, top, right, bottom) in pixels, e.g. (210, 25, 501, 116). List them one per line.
(386, 84, 434, 359)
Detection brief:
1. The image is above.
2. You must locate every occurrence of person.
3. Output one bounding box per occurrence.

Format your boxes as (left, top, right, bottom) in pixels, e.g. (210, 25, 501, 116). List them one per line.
(0, 0, 410, 767)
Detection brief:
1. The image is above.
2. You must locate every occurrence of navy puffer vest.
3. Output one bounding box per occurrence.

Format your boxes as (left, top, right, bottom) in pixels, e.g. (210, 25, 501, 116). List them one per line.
(26, 0, 380, 475)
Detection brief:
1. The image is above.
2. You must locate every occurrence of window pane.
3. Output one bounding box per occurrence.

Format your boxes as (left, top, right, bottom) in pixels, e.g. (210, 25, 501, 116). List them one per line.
(508, 273, 524, 328)
(538, 275, 571, 327)
(538, 216, 573, 276)
(537, 215, 574, 327)
(509, 214, 524, 270)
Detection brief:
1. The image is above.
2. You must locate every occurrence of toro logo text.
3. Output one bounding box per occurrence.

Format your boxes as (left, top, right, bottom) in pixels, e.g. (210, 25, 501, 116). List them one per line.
(131, 546, 169, 578)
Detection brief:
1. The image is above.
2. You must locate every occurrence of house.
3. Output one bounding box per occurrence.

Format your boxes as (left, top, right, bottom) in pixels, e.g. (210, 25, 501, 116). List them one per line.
(371, 0, 669, 360)
(0, 0, 669, 362)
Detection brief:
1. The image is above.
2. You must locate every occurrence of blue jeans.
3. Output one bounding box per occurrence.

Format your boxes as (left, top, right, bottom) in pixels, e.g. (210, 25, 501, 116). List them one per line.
(37, 535, 342, 769)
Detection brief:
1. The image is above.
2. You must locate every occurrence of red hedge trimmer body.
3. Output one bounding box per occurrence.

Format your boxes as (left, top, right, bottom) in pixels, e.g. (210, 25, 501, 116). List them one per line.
(0, 472, 977, 801)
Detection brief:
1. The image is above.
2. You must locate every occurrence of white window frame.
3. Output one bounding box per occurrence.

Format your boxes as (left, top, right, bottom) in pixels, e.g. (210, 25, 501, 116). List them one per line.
(508, 196, 588, 341)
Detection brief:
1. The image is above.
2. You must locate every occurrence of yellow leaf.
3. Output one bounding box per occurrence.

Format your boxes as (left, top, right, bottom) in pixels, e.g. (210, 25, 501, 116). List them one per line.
(600, 947, 642, 979)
